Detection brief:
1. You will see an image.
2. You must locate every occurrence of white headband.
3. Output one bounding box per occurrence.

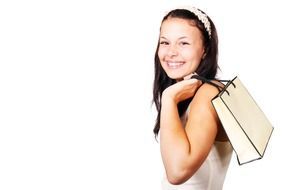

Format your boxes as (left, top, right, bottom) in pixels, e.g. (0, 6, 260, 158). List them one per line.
(165, 6, 212, 38)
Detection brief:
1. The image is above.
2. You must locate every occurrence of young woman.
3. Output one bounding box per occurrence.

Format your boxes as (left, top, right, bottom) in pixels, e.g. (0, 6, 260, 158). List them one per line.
(153, 7, 233, 189)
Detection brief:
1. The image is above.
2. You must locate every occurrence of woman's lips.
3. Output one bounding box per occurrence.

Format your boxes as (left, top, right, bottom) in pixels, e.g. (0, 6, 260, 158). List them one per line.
(166, 61, 184, 69)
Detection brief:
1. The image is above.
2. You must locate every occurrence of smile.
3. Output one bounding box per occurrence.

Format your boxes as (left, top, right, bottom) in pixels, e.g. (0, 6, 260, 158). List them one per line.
(167, 61, 185, 69)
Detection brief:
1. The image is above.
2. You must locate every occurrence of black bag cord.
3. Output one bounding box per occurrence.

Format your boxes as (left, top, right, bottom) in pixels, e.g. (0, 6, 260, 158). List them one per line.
(191, 75, 232, 95)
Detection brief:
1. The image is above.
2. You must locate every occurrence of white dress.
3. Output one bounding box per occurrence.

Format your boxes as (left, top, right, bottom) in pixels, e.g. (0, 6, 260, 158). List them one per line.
(161, 141, 233, 190)
(161, 107, 233, 190)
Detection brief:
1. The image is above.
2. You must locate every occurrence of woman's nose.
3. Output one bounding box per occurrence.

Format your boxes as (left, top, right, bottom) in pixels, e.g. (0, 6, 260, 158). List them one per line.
(167, 45, 178, 57)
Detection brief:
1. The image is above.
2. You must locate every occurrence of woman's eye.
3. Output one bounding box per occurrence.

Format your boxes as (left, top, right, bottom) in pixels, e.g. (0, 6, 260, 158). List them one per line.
(180, 42, 190, 45)
(159, 41, 169, 45)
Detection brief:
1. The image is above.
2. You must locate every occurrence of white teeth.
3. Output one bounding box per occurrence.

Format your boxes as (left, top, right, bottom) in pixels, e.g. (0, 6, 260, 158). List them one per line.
(167, 62, 184, 68)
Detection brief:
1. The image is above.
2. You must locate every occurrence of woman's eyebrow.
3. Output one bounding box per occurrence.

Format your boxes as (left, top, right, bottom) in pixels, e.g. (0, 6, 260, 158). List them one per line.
(159, 36, 188, 40)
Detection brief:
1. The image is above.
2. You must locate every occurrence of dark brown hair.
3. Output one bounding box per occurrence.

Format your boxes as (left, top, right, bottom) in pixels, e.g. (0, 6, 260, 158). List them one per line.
(153, 8, 219, 137)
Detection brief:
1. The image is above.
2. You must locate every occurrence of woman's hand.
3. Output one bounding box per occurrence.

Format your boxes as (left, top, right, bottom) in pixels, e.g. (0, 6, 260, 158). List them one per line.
(162, 74, 202, 104)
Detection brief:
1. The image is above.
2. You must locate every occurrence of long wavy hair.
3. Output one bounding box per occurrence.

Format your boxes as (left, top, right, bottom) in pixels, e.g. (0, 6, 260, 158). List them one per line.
(153, 8, 219, 137)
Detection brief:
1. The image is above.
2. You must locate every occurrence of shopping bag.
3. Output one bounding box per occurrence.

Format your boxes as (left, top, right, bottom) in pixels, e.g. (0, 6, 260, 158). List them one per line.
(192, 75, 274, 165)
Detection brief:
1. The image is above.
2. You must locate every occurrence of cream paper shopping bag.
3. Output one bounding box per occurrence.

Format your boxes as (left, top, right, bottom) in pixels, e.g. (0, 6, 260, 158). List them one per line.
(211, 76, 274, 165)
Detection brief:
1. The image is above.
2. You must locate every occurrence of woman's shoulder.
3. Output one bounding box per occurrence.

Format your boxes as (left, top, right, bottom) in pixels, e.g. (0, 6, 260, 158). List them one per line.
(194, 80, 222, 101)
(187, 81, 221, 115)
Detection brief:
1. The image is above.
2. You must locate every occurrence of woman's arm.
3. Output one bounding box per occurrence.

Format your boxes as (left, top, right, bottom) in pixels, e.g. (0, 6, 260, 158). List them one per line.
(160, 82, 220, 185)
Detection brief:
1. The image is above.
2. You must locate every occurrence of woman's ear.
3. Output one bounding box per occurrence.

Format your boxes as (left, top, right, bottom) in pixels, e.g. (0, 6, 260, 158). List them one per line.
(201, 51, 207, 60)
(201, 47, 207, 59)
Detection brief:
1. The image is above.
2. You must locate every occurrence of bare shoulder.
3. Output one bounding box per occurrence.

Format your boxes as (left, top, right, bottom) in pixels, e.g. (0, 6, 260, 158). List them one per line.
(193, 81, 222, 102)
(187, 81, 221, 121)
(190, 81, 229, 142)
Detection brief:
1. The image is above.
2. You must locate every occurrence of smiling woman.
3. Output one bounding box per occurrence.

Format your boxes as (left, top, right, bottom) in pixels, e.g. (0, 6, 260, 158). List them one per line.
(152, 7, 232, 190)
(158, 18, 205, 79)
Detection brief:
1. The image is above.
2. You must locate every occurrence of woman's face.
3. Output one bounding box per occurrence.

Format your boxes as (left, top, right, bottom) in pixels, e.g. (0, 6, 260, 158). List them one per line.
(158, 18, 205, 80)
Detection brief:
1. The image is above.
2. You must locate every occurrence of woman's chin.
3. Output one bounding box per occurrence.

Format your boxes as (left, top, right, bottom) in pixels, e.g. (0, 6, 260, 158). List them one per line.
(167, 73, 190, 81)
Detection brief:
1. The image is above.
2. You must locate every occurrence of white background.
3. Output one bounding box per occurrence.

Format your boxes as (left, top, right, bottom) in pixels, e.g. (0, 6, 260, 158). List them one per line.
(0, 0, 284, 189)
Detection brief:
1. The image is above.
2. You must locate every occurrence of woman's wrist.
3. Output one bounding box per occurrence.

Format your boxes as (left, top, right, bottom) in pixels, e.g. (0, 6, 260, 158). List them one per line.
(161, 90, 178, 105)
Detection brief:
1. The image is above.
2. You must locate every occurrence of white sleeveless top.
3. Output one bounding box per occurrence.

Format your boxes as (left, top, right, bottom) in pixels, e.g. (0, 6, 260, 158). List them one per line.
(161, 107, 233, 190)
(161, 141, 233, 190)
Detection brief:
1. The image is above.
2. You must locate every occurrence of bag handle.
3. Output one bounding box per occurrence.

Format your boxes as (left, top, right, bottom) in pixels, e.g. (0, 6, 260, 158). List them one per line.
(191, 75, 232, 95)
